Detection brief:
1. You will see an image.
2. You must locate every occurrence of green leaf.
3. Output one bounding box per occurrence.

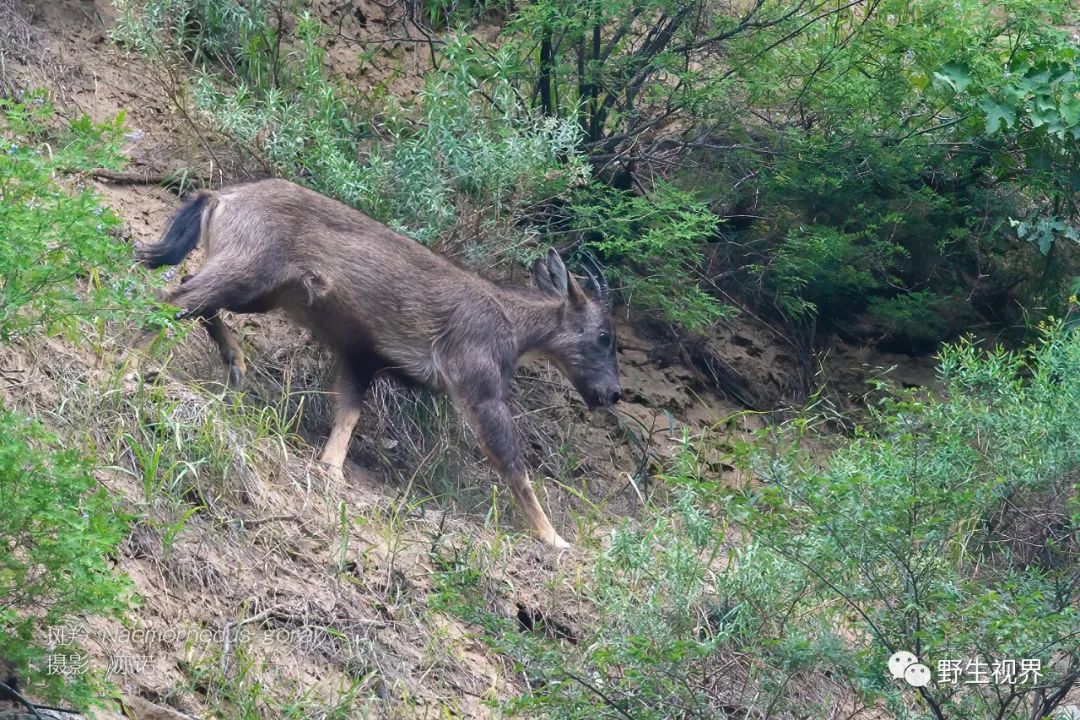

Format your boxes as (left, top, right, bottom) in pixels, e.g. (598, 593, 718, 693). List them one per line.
(1060, 98, 1080, 127)
(1034, 94, 1058, 112)
(934, 61, 972, 92)
(1025, 68, 1053, 85)
(1030, 106, 1058, 128)
(1037, 230, 1054, 255)
(979, 97, 1015, 134)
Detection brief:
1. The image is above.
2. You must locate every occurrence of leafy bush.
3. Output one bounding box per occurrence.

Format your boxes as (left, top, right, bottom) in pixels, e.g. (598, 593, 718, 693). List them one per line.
(111, 0, 277, 82)
(115, 4, 585, 247)
(573, 182, 735, 332)
(728, 0, 1080, 336)
(755, 222, 901, 323)
(0, 93, 154, 342)
(729, 322, 1080, 719)
(0, 93, 157, 706)
(436, 321, 1080, 719)
(457, 0, 1079, 340)
(193, 28, 587, 248)
(867, 291, 954, 352)
(0, 410, 133, 708)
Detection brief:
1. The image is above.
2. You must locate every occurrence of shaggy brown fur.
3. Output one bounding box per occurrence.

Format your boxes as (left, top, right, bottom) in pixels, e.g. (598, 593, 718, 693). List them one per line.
(137, 179, 621, 547)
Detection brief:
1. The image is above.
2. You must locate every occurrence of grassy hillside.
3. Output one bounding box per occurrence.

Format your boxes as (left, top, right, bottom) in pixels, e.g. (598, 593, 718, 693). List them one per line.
(0, 1, 1078, 719)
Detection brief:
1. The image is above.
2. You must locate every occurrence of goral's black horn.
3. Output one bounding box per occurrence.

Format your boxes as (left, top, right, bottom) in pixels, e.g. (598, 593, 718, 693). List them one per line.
(581, 252, 611, 310)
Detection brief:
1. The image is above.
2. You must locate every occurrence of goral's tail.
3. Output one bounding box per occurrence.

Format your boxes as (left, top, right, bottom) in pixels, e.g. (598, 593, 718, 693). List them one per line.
(138, 190, 215, 269)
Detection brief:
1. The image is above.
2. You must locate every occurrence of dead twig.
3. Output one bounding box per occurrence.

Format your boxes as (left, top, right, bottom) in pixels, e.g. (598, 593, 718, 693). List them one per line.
(73, 167, 206, 190)
(227, 513, 301, 528)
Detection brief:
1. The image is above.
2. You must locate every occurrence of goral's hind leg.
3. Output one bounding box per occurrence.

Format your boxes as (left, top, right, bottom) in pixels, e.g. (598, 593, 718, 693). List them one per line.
(166, 265, 274, 388)
(127, 265, 266, 387)
(202, 312, 246, 388)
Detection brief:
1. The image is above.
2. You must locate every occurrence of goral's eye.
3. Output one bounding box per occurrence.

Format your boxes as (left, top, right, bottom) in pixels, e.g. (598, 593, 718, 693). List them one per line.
(598, 332, 613, 349)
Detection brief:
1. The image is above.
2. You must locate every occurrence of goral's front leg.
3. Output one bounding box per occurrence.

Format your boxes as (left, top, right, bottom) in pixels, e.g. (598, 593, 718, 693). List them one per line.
(461, 394, 570, 549)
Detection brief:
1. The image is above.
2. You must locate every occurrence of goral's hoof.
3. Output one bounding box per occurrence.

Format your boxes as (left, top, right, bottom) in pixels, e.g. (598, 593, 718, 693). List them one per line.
(538, 531, 571, 551)
(228, 365, 245, 389)
(319, 462, 346, 486)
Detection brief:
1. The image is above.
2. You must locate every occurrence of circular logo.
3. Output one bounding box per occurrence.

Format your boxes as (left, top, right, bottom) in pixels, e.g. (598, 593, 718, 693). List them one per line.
(888, 650, 919, 679)
(904, 663, 932, 688)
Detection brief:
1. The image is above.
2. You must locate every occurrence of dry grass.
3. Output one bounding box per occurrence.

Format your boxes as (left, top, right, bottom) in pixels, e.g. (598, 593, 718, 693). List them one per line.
(0, 0, 40, 93)
(0, 284, 649, 718)
(0, 2, 753, 715)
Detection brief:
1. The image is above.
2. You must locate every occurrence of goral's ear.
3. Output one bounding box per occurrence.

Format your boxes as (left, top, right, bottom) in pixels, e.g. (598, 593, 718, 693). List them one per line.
(532, 256, 558, 296)
(533, 249, 588, 307)
(547, 248, 588, 308)
(545, 248, 569, 295)
(533, 247, 571, 297)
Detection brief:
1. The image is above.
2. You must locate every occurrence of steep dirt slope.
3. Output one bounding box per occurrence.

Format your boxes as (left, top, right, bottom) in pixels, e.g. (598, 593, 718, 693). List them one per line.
(0, 2, 932, 718)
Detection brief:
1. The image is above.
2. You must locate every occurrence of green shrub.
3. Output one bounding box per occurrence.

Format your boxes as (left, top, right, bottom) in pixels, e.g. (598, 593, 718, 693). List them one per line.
(755, 222, 901, 323)
(192, 25, 585, 247)
(435, 321, 1080, 719)
(117, 4, 587, 250)
(111, 0, 277, 82)
(0, 410, 133, 708)
(729, 0, 1080, 336)
(1, 92, 158, 706)
(573, 182, 735, 332)
(0, 92, 158, 342)
(729, 321, 1080, 719)
(867, 290, 953, 352)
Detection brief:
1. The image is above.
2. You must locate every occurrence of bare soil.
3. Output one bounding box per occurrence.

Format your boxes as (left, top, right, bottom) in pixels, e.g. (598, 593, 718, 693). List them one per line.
(0, 2, 942, 718)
